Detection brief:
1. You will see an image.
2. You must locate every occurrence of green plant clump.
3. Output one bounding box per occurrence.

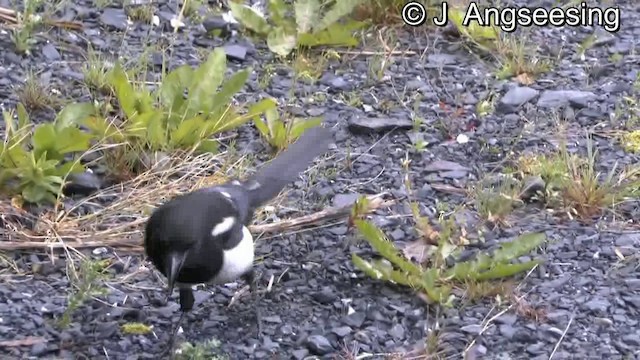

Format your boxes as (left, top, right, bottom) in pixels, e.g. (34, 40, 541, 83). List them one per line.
(351, 219, 545, 306)
(229, 0, 365, 56)
(0, 103, 95, 204)
(249, 98, 322, 152)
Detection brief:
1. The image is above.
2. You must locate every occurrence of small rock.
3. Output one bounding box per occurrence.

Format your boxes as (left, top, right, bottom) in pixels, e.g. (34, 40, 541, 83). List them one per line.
(332, 193, 360, 207)
(223, 44, 247, 62)
(100, 8, 128, 30)
(64, 171, 103, 196)
(536, 90, 596, 109)
(496, 86, 539, 113)
(30, 342, 48, 356)
(520, 175, 545, 202)
(423, 160, 470, 173)
(42, 44, 61, 61)
(460, 324, 482, 335)
(343, 312, 366, 328)
(331, 326, 352, 337)
(305, 335, 333, 355)
(291, 349, 309, 360)
(347, 116, 414, 135)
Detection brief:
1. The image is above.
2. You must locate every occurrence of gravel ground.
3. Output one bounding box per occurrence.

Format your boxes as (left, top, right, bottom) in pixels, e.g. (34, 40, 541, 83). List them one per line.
(1, 0, 639, 359)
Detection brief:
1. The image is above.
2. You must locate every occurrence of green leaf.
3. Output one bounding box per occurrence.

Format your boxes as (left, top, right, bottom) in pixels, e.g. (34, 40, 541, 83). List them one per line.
(474, 260, 541, 281)
(187, 49, 227, 115)
(253, 118, 271, 139)
(32, 124, 57, 160)
(294, 0, 321, 34)
(228, 2, 271, 35)
(170, 116, 205, 148)
(290, 117, 322, 139)
(492, 233, 545, 263)
(355, 220, 422, 277)
(55, 161, 85, 177)
(208, 68, 250, 124)
(267, 27, 298, 57)
(82, 116, 123, 141)
(196, 139, 219, 154)
(313, 0, 363, 33)
(107, 62, 138, 118)
(16, 102, 30, 129)
(298, 21, 363, 48)
(145, 114, 167, 150)
(54, 103, 95, 131)
(267, 0, 288, 25)
(54, 127, 93, 155)
(157, 65, 192, 117)
(248, 98, 278, 120)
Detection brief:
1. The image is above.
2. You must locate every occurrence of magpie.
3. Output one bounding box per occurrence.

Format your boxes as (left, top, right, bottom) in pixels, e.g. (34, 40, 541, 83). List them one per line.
(143, 126, 333, 350)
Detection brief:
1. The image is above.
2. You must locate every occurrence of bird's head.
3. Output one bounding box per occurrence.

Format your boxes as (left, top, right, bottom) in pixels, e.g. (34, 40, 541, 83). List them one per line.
(144, 192, 221, 298)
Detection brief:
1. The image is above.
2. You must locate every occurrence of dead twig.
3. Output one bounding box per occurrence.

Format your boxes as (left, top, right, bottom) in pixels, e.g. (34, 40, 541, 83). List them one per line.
(0, 194, 394, 251)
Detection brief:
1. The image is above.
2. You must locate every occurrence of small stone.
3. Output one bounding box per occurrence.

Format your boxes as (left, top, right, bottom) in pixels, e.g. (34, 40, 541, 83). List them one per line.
(305, 335, 333, 355)
(347, 116, 413, 135)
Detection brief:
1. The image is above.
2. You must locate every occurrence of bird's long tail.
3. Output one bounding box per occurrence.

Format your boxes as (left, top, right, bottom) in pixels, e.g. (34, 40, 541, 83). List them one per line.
(243, 126, 333, 208)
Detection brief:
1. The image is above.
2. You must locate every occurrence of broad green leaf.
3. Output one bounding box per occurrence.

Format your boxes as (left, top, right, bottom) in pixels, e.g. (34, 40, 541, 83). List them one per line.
(267, 27, 298, 57)
(145, 115, 167, 150)
(2, 110, 15, 138)
(272, 121, 287, 148)
(54, 103, 95, 131)
(313, 0, 363, 33)
(253, 118, 271, 139)
(248, 98, 278, 121)
(354, 220, 422, 276)
(126, 110, 158, 133)
(263, 105, 280, 133)
(170, 116, 205, 147)
(474, 260, 541, 281)
(290, 117, 322, 139)
(196, 139, 219, 154)
(32, 124, 57, 160)
(16, 103, 30, 129)
(212, 108, 252, 134)
(82, 116, 123, 141)
(55, 127, 93, 155)
(158, 65, 192, 117)
(22, 185, 53, 204)
(208, 69, 250, 120)
(107, 62, 138, 118)
(492, 233, 545, 263)
(55, 161, 85, 177)
(187, 49, 227, 115)
(298, 21, 363, 47)
(294, 0, 320, 34)
(268, 0, 288, 25)
(352, 254, 385, 280)
(228, 2, 271, 35)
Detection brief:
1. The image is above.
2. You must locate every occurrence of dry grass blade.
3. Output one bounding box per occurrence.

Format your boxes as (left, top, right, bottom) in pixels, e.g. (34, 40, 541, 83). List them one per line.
(0, 151, 394, 251)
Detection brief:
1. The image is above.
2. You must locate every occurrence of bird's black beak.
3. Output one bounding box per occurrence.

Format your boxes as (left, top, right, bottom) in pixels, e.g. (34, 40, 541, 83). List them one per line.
(165, 251, 187, 300)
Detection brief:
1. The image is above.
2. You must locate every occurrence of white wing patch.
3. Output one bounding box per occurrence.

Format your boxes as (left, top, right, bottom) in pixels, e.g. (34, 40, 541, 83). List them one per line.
(219, 191, 232, 199)
(211, 216, 235, 237)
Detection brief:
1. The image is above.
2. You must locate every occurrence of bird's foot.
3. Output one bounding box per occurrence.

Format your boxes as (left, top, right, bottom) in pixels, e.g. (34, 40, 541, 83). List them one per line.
(162, 289, 193, 358)
(241, 270, 263, 337)
(163, 310, 187, 359)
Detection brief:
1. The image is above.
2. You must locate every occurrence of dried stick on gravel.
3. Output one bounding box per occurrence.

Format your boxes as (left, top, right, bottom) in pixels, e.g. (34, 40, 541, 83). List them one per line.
(0, 186, 393, 252)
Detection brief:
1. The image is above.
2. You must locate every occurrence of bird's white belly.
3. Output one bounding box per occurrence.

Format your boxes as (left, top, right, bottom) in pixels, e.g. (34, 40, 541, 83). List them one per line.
(211, 226, 254, 285)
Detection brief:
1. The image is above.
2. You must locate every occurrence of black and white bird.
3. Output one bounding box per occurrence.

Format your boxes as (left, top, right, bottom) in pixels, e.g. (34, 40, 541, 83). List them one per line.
(143, 126, 333, 348)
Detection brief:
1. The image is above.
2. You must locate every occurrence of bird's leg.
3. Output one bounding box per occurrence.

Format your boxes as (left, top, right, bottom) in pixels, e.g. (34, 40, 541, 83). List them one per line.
(241, 270, 262, 336)
(164, 288, 194, 358)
